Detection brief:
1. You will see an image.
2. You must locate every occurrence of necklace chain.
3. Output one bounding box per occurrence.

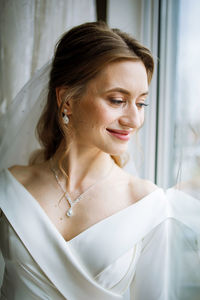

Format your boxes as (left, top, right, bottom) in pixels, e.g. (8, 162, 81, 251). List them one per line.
(50, 163, 81, 217)
(50, 158, 114, 217)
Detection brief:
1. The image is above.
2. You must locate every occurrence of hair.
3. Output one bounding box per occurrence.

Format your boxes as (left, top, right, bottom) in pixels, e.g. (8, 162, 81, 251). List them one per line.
(30, 21, 154, 175)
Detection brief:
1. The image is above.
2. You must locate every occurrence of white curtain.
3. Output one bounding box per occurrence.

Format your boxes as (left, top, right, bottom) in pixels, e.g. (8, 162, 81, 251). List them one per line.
(0, 0, 96, 116)
(0, 0, 96, 287)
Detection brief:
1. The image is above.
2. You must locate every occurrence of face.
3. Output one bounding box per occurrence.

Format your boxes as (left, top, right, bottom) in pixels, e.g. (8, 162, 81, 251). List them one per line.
(70, 60, 149, 155)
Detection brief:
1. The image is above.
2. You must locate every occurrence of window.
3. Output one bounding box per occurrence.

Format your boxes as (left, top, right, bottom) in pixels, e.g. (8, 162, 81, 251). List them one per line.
(156, 0, 200, 191)
(173, 0, 200, 196)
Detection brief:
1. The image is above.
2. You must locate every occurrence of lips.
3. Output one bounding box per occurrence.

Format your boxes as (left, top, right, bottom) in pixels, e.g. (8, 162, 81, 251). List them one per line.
(106, 128, 131, 141)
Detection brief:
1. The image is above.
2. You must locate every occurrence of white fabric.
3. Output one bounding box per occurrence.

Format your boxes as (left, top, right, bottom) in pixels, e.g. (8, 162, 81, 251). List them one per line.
(0, 62, 51, 170)
(1, 169, 200, 299)
(0, 0, 96, 115)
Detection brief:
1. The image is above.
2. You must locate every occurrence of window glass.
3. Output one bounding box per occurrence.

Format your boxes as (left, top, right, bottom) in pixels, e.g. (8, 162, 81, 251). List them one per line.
(174, 0, 200, 196)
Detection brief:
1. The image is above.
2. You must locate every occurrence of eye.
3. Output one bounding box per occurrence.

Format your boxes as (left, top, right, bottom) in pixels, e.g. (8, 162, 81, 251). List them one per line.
(137, 103, 149, 108)
(109, 99, 125, 105)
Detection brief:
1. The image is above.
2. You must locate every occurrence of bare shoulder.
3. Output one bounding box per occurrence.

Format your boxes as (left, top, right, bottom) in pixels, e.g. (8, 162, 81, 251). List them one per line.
(128, 174, 159, 203)
(8, 163, 47, 187)
(114, 165, 159, 203)
(8, 165, 34, 185)
(8, 162, 55, 204)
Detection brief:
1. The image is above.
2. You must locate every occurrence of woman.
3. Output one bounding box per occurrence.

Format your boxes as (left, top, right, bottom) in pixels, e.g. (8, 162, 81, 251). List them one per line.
(0, 22, 200, 300)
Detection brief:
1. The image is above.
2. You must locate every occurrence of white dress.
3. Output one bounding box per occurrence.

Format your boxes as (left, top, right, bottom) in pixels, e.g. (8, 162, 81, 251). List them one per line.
(0, 168, 200, 300)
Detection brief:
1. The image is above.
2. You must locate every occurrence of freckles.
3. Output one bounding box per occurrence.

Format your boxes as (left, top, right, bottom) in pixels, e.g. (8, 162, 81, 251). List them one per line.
(99, 110, 113, 125)
(93, 104, 113, 124)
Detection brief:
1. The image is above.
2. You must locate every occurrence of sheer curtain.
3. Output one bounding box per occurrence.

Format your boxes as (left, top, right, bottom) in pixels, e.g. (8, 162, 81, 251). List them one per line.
(173, 0, 200, 199)
(0, 0, 96, 116)
(0, 0, 96, 286)
(155, 0, 200, 197)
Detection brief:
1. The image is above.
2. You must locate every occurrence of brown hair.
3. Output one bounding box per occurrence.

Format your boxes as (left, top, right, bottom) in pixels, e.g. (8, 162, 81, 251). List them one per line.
(30, 21, 154, 174)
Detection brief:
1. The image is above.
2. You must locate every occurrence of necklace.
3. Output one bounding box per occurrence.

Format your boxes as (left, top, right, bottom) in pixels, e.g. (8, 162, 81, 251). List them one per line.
(50, 158, 114, 217)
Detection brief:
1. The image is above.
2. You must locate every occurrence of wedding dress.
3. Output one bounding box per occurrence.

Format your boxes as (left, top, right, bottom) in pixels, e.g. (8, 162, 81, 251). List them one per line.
(0, 63, 200, 300)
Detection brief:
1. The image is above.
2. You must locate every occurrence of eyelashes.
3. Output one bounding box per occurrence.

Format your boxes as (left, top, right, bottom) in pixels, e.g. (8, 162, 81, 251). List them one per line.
(109, 99, 149, 107)
(137, 103, 149, 108)
(109, 99, 125, 105)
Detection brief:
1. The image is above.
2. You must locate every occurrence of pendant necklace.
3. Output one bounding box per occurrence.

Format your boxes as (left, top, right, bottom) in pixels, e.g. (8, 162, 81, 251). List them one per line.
(50, 158, 114, 217)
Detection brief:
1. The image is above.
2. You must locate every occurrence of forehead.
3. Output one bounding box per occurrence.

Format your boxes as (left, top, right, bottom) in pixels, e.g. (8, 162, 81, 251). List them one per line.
(87, 60, 148, 95)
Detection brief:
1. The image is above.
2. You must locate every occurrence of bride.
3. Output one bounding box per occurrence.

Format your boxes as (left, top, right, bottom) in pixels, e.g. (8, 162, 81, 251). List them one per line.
(0, 22, 200, 300)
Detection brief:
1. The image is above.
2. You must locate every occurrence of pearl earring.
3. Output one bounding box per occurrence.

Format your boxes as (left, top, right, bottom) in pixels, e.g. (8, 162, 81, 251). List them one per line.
(63, 108, 69, 125)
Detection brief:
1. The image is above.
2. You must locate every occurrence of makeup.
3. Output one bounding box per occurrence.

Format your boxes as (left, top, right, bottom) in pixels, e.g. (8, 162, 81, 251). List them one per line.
(106, 129, 131, 141)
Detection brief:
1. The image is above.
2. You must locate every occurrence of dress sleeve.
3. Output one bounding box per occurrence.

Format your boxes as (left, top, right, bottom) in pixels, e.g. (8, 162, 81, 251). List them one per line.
(129, 189, 200, 300)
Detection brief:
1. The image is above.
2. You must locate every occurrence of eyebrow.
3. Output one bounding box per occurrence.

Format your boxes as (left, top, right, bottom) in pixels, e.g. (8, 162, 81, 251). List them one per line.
(105, 87, 149, 97)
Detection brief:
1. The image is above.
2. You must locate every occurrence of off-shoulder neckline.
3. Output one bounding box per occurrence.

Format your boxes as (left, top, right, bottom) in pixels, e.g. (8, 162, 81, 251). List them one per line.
(5, 168, 163, 243)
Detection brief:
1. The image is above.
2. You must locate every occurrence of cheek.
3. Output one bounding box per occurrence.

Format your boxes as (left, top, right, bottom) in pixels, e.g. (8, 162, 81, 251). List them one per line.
(87, 102, 116, 128)
(139, 112, 145, 127)
(73, 97, 117, 132)
(96, 108, 114, 125)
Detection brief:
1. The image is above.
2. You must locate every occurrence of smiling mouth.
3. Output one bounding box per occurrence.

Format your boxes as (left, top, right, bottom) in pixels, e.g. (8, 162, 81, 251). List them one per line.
(106, 128, 131, 141)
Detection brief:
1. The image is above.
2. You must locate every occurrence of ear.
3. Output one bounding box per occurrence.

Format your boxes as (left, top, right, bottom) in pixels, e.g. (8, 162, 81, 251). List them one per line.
(55, 87, 73, 114)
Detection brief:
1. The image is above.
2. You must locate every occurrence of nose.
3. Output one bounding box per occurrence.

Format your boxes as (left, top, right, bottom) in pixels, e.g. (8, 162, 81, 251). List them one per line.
(119, 104, 143, 129)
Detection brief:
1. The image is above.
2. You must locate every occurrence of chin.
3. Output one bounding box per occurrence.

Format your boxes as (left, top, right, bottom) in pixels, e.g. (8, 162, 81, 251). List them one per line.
(106, 145, 128, 156)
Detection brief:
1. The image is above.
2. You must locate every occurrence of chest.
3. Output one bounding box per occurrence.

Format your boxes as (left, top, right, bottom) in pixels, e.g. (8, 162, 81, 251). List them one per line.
(25, 178, 134, 242)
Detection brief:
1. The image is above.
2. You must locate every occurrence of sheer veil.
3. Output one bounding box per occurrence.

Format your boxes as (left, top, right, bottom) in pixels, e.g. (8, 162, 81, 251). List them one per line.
(0, 61, 51, 170)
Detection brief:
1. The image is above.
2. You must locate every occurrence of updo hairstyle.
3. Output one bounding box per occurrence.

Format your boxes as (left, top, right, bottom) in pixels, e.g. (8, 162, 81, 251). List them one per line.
(32, 21, 154, 174)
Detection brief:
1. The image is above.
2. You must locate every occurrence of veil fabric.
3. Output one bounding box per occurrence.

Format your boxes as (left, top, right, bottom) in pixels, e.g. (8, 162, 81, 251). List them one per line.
(0, 61, 51, 170)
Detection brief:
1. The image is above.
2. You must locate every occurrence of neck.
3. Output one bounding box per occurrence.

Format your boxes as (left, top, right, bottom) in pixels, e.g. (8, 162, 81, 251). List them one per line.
(52, 141, 114, 193)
